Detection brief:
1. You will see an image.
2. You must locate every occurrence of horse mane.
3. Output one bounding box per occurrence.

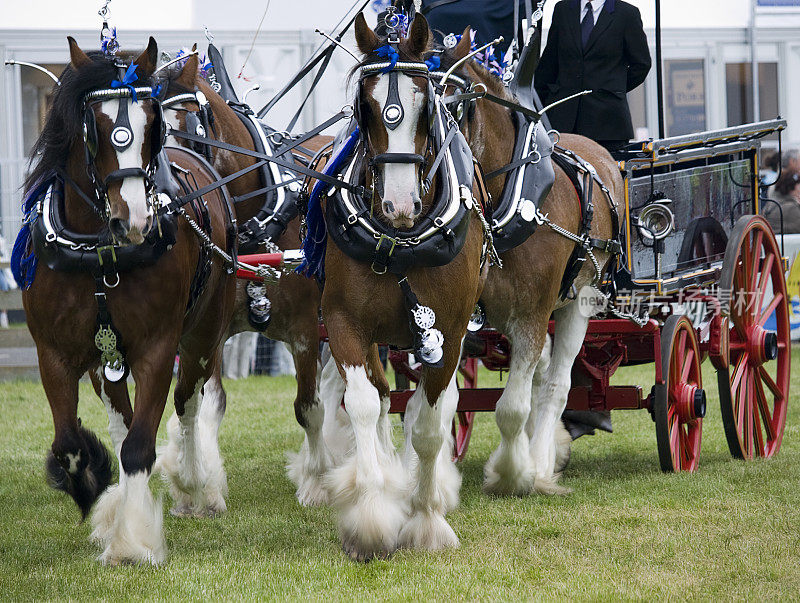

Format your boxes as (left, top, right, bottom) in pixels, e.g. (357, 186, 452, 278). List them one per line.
(24, 50, 148, 192)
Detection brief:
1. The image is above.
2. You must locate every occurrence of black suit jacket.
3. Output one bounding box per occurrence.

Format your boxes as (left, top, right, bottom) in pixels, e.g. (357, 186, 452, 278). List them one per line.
(534, 0, 651, 141)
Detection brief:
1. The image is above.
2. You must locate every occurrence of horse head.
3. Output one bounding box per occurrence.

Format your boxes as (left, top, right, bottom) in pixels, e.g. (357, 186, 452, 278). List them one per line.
(354, 12, 433, 229)
(67, 36, 164, 244)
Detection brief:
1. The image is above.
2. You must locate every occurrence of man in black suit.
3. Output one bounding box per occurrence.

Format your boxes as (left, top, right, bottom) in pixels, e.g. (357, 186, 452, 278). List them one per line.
(534, 0, 651, 152)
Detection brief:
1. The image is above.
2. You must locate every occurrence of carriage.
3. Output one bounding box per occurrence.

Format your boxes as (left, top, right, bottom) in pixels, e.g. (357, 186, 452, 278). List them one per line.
(384, 118, 791, 472)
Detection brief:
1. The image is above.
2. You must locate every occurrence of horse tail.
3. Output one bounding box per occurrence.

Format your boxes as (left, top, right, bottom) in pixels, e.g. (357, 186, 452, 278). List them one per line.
(45, 423, 113, 519)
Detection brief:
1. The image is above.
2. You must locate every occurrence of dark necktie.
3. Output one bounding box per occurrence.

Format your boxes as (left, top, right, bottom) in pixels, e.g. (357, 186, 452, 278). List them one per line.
(581, 3, 594, 49)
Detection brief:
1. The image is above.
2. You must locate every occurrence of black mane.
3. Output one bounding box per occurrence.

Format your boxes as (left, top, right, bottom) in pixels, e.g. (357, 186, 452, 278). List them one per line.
(24, 50, 151, 192)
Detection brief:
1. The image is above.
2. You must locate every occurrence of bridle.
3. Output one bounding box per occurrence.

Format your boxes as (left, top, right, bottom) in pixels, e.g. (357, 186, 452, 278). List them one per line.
(161, 87, 216, 162)
(355, 58, 435, 210)
(79, 61, 166, 221)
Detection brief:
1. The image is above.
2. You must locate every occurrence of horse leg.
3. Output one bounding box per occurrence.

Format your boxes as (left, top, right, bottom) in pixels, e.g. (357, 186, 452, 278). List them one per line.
(324, 328, 408, 561)
(89, 367, 132, 457)
(39, 347, 113, 520)
(157, 347, 225, 518)
(91, 343, 174, 565)
(483, 324, 546, 496)
(398, 354, 462, 551)
(286, 337, 334, 507)
(529, 302, 587, 494)
(366, 344, 397, 458)
(526, 334, 572, 474)
(319, 354, 352, 464)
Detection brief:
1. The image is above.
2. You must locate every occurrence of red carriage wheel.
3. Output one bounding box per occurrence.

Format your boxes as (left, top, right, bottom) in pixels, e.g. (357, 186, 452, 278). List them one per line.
(654, 314, 706, 472)
(717, 215, 790, 459)
(453, 358, 478, 462)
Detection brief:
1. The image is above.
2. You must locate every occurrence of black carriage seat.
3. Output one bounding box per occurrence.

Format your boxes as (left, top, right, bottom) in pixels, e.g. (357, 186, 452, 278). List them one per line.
(204, 44, 300, 251)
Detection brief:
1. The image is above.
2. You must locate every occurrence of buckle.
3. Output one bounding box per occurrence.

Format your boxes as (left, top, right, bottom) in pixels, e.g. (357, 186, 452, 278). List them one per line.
(347, 213, 358, 226)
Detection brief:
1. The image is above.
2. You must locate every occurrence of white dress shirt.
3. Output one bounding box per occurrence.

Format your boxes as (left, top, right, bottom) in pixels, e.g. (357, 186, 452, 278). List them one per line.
(581, 0, 606, 22)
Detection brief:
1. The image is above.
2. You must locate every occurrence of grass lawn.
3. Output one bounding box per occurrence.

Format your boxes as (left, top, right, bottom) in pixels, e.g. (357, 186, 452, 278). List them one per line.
(1, 349, 799, 600)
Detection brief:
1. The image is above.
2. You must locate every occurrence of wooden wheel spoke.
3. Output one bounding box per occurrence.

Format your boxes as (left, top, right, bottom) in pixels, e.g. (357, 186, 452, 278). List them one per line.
(731, 353, 749, 399)
(749, 231, 763, 293)
(751, 379, 766, 455)
(754, 374, 776, 442)
(756, 252, 775, 311)
(670, 420, 681, 470)
(737, 365, 750, 432)
(681, 348, 695, 383)
(758, 293, 783, 327)
(758, 365, 782, 400)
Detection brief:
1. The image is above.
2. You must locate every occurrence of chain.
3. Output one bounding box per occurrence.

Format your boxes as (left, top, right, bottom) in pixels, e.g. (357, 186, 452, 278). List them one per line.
(173, 205, 289, 282)
(592, 285, 650, 327)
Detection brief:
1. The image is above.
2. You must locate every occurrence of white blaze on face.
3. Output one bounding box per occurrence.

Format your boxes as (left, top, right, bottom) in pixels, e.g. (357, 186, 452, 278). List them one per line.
(372, 73, 424, 222)
(100, 100, 152, 233)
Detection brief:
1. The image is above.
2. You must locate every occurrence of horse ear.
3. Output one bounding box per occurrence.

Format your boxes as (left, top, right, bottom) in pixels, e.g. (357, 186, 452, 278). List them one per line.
(406, 14, 430, 57)
(176, 46, 199, 89)
(354, 13, 380, 55)
(67, 37, 91, 69)
(452, 26, 472, 62)
(133, 36, 158, 77)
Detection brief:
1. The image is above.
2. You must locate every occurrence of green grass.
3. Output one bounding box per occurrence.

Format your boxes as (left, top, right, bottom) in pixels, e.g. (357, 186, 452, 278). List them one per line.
(1, 351, 799, 600)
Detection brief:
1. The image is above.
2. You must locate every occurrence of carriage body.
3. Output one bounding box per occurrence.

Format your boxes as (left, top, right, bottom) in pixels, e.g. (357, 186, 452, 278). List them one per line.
(621, 119, 784, 294)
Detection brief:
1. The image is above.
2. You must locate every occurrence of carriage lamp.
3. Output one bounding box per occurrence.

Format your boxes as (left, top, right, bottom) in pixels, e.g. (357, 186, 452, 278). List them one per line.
(637, 201, 675, 242)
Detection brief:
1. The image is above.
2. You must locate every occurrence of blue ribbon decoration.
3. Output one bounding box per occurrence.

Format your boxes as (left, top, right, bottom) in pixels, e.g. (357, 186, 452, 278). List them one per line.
(425, 55, 441, 71)
(111, 63, 140, 102)
(11, 172, 57, 290)
(374, 44, 399, 73)
(297, 127, 361, 280)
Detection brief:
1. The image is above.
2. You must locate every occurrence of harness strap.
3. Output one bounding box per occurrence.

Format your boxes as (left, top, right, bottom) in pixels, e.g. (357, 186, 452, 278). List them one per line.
(54, 167, 106, 219)
(484, 147, 543, 181)
(422, 123, 459, 192)
(169, 128, 369, 198)
(232, 177, 303, 204)
(274, 109, 351, 158)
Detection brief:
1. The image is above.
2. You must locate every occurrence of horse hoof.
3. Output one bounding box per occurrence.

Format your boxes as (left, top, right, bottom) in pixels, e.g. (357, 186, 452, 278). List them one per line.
(342, 541, 394, 563)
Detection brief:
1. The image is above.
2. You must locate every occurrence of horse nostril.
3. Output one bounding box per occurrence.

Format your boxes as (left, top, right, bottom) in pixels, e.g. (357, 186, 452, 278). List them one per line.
(109, 218, 129, 240)
(382, 200, 396, 215)
(413, 199, 422, 216)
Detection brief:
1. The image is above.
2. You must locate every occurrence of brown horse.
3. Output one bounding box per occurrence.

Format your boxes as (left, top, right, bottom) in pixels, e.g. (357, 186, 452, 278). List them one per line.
(438, 31, 621, 495)
(18, 38, 236, 565)
(151, 52, 335, 512)
(317, 14, 487, 561)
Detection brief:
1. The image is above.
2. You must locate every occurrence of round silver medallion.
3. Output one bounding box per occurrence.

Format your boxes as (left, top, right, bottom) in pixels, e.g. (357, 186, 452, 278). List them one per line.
(443, 33, 458, 49)
(383, 104, 402, 125)
(413, 305, 436, 330)
(519, 199, 536, 222)
(110, 126, 132, 147)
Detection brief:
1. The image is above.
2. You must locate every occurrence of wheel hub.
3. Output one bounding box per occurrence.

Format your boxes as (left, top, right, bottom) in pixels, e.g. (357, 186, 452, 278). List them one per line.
(746, 325, 777, 365)
(675, 382, 705, 422)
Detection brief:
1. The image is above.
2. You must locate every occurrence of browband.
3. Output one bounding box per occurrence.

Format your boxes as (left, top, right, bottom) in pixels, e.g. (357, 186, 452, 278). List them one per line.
(360, 61, 430, 75)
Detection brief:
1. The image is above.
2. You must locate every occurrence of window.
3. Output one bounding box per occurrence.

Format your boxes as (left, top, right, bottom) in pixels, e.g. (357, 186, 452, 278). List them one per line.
(665, 59, 706, 136)
(20, 64, 64, 155)
(725, 62, 779, 126)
